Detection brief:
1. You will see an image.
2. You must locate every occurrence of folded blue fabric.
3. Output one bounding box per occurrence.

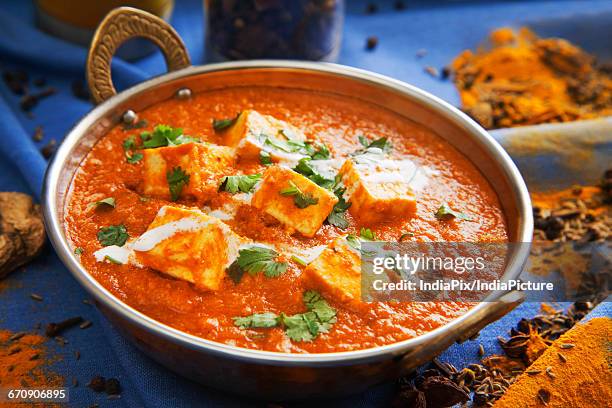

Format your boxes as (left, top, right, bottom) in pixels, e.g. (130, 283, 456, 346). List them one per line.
(0, 0, 610, 407)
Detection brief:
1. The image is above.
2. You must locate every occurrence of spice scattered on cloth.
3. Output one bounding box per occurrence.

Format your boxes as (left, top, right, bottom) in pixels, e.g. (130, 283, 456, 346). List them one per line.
(0, 329, 63, 407)
(493, 317, 612, 408)
(450, 27, 612, 129)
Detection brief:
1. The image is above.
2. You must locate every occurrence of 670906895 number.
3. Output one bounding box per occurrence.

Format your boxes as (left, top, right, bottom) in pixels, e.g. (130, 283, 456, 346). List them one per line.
(0, 388, 69, 403)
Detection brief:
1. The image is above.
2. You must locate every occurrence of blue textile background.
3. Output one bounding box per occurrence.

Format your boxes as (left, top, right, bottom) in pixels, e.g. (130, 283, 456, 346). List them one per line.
(0, 1, 610, 407)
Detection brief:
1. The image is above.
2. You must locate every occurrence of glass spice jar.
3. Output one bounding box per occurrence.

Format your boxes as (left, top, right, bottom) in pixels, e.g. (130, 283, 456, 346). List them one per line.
(205, 0, 344, 62)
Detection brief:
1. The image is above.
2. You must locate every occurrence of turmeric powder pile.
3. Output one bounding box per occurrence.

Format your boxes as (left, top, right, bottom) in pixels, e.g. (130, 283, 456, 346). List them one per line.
(493, 317, 612, 407)
(451, 27, 612, 129)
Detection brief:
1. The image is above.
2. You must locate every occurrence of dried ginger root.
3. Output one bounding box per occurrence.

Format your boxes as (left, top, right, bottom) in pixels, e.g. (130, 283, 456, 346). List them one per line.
(0, 192, 45, 278)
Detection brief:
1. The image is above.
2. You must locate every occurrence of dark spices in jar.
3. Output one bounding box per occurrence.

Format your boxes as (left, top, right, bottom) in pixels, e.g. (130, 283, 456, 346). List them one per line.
(205, 0, 344, 62)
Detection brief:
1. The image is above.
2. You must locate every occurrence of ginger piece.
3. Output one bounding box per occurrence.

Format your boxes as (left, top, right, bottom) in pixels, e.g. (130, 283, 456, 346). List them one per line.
(0, 192, 45, 279)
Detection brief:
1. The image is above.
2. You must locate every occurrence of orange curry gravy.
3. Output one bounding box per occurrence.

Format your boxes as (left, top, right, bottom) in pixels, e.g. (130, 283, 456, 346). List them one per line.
(65, 87, 508, 353)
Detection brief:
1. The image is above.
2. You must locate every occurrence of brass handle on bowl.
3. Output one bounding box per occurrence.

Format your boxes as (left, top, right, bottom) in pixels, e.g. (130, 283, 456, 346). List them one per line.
(86, 6, 191, 105)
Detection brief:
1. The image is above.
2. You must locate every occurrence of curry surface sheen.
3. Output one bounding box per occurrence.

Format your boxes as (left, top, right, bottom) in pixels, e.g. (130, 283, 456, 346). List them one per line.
(65, 87, 508, 353)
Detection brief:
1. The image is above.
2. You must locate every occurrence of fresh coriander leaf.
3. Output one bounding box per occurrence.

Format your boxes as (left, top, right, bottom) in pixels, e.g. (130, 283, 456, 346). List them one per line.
(219, 174, 262, 194)
(97, 224, 128, 247)
(291, 255, 308, 267)
(326, 186, 351, 229)
(293, 158, 335, 189)
(259, 151, 272, 166)
(228, 246, 288, 283)
(435, 203, 472, 221)
(281, 291, 337, 342)
(309, 143, 331, 160)
(346, 234, 360, 250)
(74, 247, 84, 256)
(360, 227, 376, 241)
(122, 135, 137, 151)
(141, 125, 195, 149)
(279, 181, 319, 209)
(104, 255, 122, 265)
(399, 232, 415, 241)
(227, 261, 245, 284)
(212, 113, 241, 131)
(126, 152, 143, 164)
(282, 313, 314, 342)
(355, 135, 392, 154)
(233, 312, 279, 329)
(166, 167, 190, 201)
(87, 197, 116, 211)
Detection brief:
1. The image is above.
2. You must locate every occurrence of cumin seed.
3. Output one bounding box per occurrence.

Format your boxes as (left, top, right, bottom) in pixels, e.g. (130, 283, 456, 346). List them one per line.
(560, 343, 575, 349)
(558, 352, 567, 363)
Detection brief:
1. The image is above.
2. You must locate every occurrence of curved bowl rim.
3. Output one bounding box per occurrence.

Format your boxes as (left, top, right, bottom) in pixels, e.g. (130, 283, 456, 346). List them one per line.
(43, 60, 533, 366)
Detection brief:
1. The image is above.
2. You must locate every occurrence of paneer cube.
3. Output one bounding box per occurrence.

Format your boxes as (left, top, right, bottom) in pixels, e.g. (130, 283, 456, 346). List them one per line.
(303, 236, 362, 306)
(133, 206, 245, 291)
(339, 157, 421, 224)
(251, 165, 338, 237)
(220, 110, 307, 163)
(142, 142, 234, 200)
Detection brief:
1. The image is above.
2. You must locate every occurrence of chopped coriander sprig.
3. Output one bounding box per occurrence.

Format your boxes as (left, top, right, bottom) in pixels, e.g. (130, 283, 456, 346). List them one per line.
(87, 197, 116, 211)
(293, 158, 335, 190)
(219, 174, 262, 194)
(166, 167, 190, 201)
(97, 224, 128, 247)
(280, 181, 319, 209)
(326, 185, 351, 229)
(355, 135, 392, 154)
(122, 135, 143, 164)
(233, 312, 279, 329)
(141, 125, 198, 148)
(360, 227, 376, 241)
(212, 113, 241, 131)
(227, 246, 288, 283)
(435, 203, 472, 221)
(232, 291, 337, 342)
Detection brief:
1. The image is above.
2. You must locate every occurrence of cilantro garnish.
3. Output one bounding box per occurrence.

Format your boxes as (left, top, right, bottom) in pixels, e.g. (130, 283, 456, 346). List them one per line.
(227, 246, 288, 283)
(259, 151, 272, 166)
(282, 291, 337, 342)
(104, 255, 122, 265)
(212, 113, 241, 131)
(435, 203, 472, 221)
(219, 174, 262, 194)
(97, 224, 128, 247)
(399, 232, 415, 242)
(280, 181, 319, 209)
(166, 167, 190, 201)
(74, 247, 84, 256)
(360, 227, 376, 241)
(326, 185, 351, 229)
(232, 291, 336, 342)
(353, 135, 392, 155)
(126, 152, 143, 164)
(122, 136, 143, 164)
(233, 312, 279, 329)
(87, 197, 116, 211)
(293, 158, 335, 190)
(141, 125, 198, 148)
(309, 143, 331, 160)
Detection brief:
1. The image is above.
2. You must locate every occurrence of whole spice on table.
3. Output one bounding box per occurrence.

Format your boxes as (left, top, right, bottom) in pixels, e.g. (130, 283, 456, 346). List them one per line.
(450, 27, 612, 129)
(0, 192, 46, 279)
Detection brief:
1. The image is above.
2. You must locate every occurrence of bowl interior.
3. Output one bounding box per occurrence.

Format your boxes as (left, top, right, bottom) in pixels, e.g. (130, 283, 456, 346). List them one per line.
(44, 62, 532, 362)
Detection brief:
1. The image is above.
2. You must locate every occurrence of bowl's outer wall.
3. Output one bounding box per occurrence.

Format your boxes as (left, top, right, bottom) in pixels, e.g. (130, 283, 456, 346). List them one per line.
(43, 61, 533, 399)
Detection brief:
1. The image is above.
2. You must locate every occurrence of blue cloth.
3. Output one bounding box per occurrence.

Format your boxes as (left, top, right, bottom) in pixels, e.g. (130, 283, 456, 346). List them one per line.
(0, 0, 610, 407)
